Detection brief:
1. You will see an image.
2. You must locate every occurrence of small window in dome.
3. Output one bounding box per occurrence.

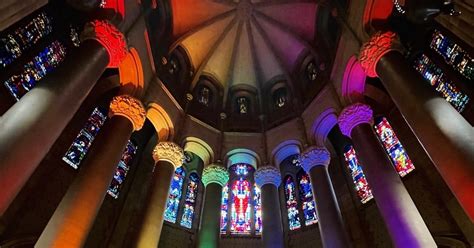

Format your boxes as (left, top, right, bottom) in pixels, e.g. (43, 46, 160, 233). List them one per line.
(273, 87, 287, 108)
(168, 56, 180, 75)
(306, 61, 318, 81)
(198, 86, 211, 107)
(236, 97, 249, 114)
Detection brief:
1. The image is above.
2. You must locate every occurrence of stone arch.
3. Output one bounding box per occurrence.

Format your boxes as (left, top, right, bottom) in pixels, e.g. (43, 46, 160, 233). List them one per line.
(146, 103, 174, 142)
(182, 137, 214, 166)
(311, 108, 338, 146)
(118, 48, 144, 97)
(225, 148, 260, 170)
(272, 140, 303, 168)
(341, 56, 366, 104)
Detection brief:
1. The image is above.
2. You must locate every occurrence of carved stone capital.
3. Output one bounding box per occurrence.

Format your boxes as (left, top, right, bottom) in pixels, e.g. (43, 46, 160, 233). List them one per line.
(359, 31, 398, 77)
(300, 147, 331, 172)
(202, 164, 229, 187)
(109, 95, 146, 131)
(254, 166, 281, 188)
(152, 142, 184, 168)
(338, 103, 373, 138)
(81, 20, 127, 68)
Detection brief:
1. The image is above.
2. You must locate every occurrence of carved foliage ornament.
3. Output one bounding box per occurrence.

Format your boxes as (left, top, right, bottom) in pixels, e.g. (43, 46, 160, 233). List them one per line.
(300, 147, 331, 172)
(359, 31, 398, 77)
(152, 142, 185, 168)
(254, 166, 281, 187)
(338, 103, 373, 138)
(202, 164, 229, 187)
(81, 20, 127, 68)
(109, 95, 146, 131)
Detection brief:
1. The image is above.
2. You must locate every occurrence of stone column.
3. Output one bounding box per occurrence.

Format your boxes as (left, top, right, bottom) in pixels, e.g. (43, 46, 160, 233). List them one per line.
(0, 20, 127, 217)
(35, 95, 146, 248)
(135, 142, 184, 248)
(300, 147, 351, 248)
(197, 164, 229, 248)
(338, 103, 436, 248)
(254, 166, 284, 248)
(359, 32, 474, 221)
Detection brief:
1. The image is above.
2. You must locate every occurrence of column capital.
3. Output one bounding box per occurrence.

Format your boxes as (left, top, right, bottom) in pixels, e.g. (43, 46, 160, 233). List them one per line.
(81, 20, 127, 68)
(152, 142, 184, 168)
(254, 166, 281, 188)
(202, 164, 229, 187)
(359, 31, 398, 77)
(300, 146, 331, 172)
(338, 103, 373, 138)
(109, 95, 146, 131)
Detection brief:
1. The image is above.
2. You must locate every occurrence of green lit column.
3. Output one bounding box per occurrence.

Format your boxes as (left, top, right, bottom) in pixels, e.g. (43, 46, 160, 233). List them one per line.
(197, 164, 229, 248)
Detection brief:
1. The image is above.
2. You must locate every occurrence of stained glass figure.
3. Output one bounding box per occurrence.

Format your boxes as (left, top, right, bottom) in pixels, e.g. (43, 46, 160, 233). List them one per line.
(164, 167, 185, 223)
(220, 183, 229, 233)
(284, 175, 301, 230)
(374, 117, 415, 177)
(237, 97, 248, 114)
(430, 30, 473, 81)
(198, 86, 210, 106)
(180, 172, 199, 228)
(63, 108, 107, 169)
(343, 145, 373, 204)
(230, 177, 251, 234)
(4, 40, 67, 100)
(414, 54, 469, 112)
(298, 172, 318, 226)
(107, 140, 137, 199)
(0, 12, 53, 67)
(254, 184, 262, 234)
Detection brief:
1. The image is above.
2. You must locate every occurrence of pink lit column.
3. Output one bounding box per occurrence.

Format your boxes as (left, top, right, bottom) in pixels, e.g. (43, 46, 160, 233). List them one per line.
(300, 147, 351, 248)
(359, 32, 474, 221)
(0, 20, 128, 218)
(338, 103, 436, 248)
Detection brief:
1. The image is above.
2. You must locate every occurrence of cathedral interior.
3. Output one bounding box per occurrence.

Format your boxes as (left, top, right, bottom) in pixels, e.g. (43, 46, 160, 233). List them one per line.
(0, 0, 473, 247)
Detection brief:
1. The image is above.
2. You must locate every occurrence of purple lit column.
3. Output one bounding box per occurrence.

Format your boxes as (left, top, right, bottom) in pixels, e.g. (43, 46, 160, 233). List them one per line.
(338, 103, 436, 248)
(254, 166, 284, 248)
(300, 147, 351, 248)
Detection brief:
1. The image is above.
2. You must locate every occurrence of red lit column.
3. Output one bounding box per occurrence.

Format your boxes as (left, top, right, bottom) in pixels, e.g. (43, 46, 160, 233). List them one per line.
(359, 32, 474, 221)
(135, 142, 184, 248)
(35, 95, 146, 248)
(338, 103, 436, 248)
(300, 147, 351, 248)
(0, 20, 127, 217)
(254, 166, 284, 248)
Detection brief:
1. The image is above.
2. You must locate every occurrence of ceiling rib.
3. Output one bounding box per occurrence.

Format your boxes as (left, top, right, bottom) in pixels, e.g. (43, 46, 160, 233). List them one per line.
(222, 20, 244, 109)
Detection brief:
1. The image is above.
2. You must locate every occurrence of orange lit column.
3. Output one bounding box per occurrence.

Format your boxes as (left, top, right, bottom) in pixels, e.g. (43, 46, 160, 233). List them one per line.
(135, 142, 184, 248)
(0, 20, 127, 217)
(197, 164, 229, 248)
(254, 166, 284, 248)
(359, 32, 474, 221)
(300, 147, 351, 248)
(338, 103, 436, 248)
(35, 95, 146, 248)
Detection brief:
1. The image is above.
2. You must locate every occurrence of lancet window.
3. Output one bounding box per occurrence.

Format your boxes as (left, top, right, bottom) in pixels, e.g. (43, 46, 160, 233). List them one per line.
(343, 145, 373, 204)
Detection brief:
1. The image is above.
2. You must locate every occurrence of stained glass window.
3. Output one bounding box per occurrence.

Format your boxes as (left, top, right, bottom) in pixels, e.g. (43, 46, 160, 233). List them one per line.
(220, 183, 229, 233)
(298, 173, 318, 226)
(198, 86, 211, 107)
(374, 117, 415, 177)
(273, 87, 287, 108)
(107, 140, 137, 199)
(284, 175, 301, 230)
(180, 172, 199, 228)
(4, 40, 67, 100)
(237, 97, 249, 114)
(164, 167, 185, 223)
(306, 61, 318, 81)
(343, 145, 373, 204)
(413, 54, 469, 112)
(254, 184, 262, 234)
(63, 108, 107, 169)
(430, 30, 473, 81)
(0, 12, 53, 68)
(230, 177, 251, 234)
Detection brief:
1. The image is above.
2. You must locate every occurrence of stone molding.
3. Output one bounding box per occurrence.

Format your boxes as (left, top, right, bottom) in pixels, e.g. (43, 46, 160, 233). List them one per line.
(152, 142, 184, 168)
(82, 20, 127, 68)
(299, 146, 331, 172)
(359, 31, 398, 77)
(109, 95, 146, 131)
(338, 103, 373, 138)
(254, 166, 281, 187)
(202, 164, 229, 187)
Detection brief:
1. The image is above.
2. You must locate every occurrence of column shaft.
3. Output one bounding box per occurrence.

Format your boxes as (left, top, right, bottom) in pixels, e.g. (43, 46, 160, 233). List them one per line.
(376, 51, 474, 220)
(0, 40, 109, 216)
(309, 166, 350, 248)
(352, 123, 436, 248)
(135, 160, 175, 248)
(260, 184, 284, 248)
(35, 115, 134, 248)
(197, 183, 222, 248)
